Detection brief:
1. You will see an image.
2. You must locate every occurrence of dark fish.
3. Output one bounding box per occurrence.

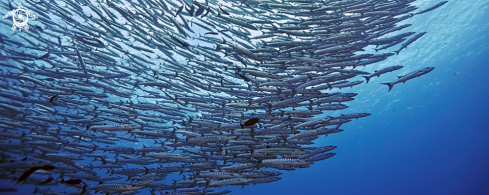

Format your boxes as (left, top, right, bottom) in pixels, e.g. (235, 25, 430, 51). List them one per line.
(170, 35, 188, 48)
(74, 34, 87, 44)
(0, 187, 17, 192)
(49, 94, 58, 102)
(93, 37, 105, 47)
(61, 178, 83, 185)
(175, 5, 184, 17)
(195, 5, 205, 16)
(204, 31, 219, 35)
(8, 1, 13, 11)
(35, 25, 43, 32)
(38, 52, 49, 60)
(19, 163, 56, 183)
(17, 168, 38, 182)
(201, 7, 211, 18)
(237, 73, 250, 82)
(39, 176, 54, 185)
(38, 165, 56, 170)
(218, 4, 230, 15)
(241, 118, 259, 128)
(186, 5, 195, 16)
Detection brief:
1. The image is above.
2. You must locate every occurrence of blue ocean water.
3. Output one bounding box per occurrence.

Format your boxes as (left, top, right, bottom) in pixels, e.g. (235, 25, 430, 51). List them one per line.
(230, 1, 489, 194)
(0, 0, 488, 195)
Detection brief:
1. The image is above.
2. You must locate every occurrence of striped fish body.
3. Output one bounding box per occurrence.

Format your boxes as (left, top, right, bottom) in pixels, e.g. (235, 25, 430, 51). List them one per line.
(255, 148, 306, 155)
(188, 135, 236, 143)
(262, 158, 312, 166)
(207, 178, 254, 188)
(145, 153, 191, 160)
(87, 183, 143, 192)
(198, 172, 244, 179)
(89, 124, 140, 131)
(381, 67, 435, 91)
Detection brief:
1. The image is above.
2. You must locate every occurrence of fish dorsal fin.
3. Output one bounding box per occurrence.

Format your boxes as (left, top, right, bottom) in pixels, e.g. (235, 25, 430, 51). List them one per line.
(374, 70, 378, 72)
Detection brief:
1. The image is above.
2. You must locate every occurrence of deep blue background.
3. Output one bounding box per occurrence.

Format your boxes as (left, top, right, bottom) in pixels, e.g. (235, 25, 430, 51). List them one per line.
(228, 47, 489, 195)
(1, 1, 488, 195)
(228, 32, 489, 195)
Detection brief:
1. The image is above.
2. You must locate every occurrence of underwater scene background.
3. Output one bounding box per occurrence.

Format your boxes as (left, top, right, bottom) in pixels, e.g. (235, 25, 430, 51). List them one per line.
(0, 0, 488, 194)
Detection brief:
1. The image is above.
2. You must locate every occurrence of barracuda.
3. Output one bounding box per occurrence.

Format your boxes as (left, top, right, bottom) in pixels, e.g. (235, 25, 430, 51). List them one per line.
(254, 148, 307, 155)
(88, 124, 140, 131)
(86, 183, 143, 192)
(188, 135, 237, 144)
(0, 0, 445, 193)
(261, 158, 312, 166)
(205, 178, 254, 188)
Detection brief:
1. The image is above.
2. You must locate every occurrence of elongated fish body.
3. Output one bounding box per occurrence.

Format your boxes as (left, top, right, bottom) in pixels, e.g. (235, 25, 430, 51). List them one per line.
(0, 0, 448, 193)
(175, 5, 184, 17)
(86, 183, 143, 192)
(415, 1, 448, 15)
(144, 152, 191, 160)
(206, 178, 254, 188)
(254, 148, 306, 155)
(197, 171, 244, 179)
(289, 128, 342, 140)
(382, 67, 435, 91)
(334, 113, 371, 120)
(73, 46, 87, 75)
(188, 135, 237, 143)
(395, 32, 427, 55)
(300, 146, 338, 159)
(363, 65, 404, 83)
(261, 158, 312, 166)
(89, 124, 140, 131)
(0, 161, 51, 169)
(250, 177, 281, 185)
(307, 152, 337, 162)
(221, 163, 257, 171)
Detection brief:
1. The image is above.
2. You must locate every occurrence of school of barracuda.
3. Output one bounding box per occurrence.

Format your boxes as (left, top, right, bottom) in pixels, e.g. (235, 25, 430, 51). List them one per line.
(0, 0, 445, 194)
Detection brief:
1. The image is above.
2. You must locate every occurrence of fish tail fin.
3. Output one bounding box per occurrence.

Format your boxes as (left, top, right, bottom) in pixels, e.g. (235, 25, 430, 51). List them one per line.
(381, 83, 393, 91)
(204, 178, 210, 189)
(143, 166, 149, 175)
(81, 182, 87, 195)
(362, 76, 370, 84)
(240, 123, 244, 129)
(394, 50, 399, 55)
